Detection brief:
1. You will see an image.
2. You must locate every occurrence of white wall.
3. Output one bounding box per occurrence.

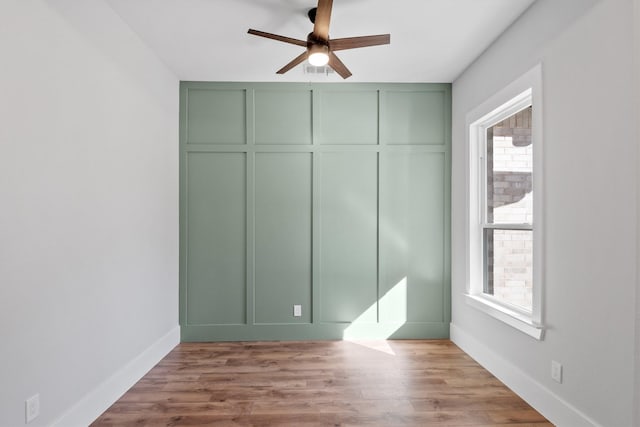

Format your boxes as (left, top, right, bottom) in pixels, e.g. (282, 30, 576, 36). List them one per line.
(634, 1, 640, 424)
(451, 0, 637, 426)
(0, 1, 179, 425)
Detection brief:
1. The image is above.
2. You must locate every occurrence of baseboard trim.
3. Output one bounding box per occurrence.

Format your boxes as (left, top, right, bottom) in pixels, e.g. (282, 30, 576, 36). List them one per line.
(52, 325, 180, 427)
(181, 321, 449, 341)
(450, 323, 600, 427)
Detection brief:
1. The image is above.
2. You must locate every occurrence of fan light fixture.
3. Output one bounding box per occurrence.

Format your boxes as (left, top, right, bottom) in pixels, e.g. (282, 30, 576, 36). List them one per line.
(247, 0, 390, 79)
(308, 44, 329, 66)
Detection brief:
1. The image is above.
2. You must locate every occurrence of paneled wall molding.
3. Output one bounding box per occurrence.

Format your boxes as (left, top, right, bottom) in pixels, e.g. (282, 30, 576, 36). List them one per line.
(180, 82, 451, 341)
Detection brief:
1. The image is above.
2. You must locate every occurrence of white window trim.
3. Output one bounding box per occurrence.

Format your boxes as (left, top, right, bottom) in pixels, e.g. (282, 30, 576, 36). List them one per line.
(465, 64, 544, 340)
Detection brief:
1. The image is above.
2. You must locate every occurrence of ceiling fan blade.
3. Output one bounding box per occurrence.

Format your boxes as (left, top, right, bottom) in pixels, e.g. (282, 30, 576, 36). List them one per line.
(328, 51, 352, 79)
(276, 51, 309, 74)
(313, 0, 333, 41)
(330, 34, 391, 51)
(248, 29, 307, 47)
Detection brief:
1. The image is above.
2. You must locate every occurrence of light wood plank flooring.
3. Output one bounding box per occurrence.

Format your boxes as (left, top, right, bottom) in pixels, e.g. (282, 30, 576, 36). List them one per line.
(92, 340, 552, 426)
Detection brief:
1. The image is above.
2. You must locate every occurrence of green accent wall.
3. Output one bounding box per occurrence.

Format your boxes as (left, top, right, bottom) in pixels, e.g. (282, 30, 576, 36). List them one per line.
(180, 82, 451, 341)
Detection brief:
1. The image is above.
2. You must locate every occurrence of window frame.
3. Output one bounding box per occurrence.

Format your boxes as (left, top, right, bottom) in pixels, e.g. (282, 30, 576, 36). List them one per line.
(465, 64, 544, 340)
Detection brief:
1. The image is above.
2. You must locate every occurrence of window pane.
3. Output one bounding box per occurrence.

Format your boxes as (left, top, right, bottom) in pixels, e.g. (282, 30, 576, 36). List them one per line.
(486, 107, 533, 224)
(484, 229, 533, 311)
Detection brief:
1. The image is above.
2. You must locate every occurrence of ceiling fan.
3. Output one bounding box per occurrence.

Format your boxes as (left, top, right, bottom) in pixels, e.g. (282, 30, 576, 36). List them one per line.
(247, 0, 390, 79)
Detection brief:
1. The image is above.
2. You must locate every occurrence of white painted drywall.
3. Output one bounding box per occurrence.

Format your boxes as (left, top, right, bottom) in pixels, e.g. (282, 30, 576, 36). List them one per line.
(0, 1, 179, 425)
(635, 0, 640, 424)
(452, 0, 637, 425)
(104, 0, 535, 83)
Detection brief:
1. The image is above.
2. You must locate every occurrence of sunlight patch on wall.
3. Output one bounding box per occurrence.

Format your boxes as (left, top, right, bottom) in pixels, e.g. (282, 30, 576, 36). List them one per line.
(343, 277, 407, 344)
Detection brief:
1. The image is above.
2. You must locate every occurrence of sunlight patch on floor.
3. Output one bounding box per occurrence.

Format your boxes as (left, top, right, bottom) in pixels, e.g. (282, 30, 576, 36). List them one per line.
(344, 339, 397, 355)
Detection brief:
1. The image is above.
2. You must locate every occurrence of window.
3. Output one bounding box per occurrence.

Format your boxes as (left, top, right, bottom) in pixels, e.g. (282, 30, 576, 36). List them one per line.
(465, 65, 543, 339)
(484, 106, 533, 311)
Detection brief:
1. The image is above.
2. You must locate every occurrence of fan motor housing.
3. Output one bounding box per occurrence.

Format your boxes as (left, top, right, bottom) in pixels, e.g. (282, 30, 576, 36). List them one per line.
(307, 32, 328, 48)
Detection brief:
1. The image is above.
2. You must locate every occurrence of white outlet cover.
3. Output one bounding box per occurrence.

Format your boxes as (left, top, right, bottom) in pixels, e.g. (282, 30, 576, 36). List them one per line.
(551, 360, 563, 383)
(293, 305, 302, 317)
(25, 394, 40, 423)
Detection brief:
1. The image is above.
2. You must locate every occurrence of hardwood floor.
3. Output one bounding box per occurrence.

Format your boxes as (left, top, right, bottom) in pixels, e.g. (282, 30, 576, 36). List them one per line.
(92, 340, 552, 426)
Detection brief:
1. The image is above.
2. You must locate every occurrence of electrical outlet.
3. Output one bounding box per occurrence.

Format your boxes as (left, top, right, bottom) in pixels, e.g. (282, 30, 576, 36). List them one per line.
(293, 304, 302, 317)
(25, 394, 40, 423)
(551, 360, 562, 383)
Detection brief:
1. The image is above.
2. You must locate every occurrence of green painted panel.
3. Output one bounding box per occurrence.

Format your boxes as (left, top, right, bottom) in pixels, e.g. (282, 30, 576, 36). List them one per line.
(180, 82, 451, 341)
(382, 90, 446, 145)
(255, 90, 312, 145)
(186, 153, 246, 325)
(318, 91, 378, 145)
(380, 152, 445, 323)
(255, 153, 312, 323)
(186, 89, 246, 144)
(320, 152, 378, 323)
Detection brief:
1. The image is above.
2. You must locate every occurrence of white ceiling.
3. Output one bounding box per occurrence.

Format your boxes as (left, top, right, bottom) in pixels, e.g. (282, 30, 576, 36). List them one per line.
(105, 0, 535, 83)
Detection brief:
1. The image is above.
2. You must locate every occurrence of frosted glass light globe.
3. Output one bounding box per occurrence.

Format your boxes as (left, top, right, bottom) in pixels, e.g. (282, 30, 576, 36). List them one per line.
(309, 52, 329, 66)
(308, 44, 329, 66)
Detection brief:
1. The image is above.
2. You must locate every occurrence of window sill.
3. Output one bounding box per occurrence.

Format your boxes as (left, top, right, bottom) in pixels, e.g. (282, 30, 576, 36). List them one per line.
(464, 294, 544, 340)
